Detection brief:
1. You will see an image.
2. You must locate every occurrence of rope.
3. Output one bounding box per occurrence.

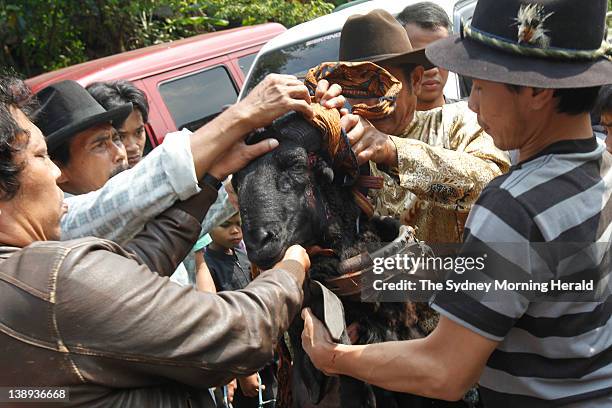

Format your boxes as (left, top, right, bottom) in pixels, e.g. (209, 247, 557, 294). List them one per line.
(308, 103, 343, 159)
(463, 21, 612, 61)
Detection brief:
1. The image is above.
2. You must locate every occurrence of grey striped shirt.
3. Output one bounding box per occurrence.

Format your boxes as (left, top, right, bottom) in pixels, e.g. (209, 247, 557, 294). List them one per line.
(433, 138, 612, 407)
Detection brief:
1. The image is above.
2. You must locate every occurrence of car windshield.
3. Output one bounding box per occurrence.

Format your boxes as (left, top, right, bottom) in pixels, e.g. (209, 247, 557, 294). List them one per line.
(243, 32, 341, 97)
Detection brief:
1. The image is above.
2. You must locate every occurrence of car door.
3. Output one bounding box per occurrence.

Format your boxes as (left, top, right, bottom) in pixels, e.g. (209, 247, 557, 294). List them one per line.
(227, 45, 265, 90)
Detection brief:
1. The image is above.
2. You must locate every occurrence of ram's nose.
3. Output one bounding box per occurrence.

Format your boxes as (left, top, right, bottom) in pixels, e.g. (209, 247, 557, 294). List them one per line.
(243, 227, 285, 269)
(250, 227, 275, 248)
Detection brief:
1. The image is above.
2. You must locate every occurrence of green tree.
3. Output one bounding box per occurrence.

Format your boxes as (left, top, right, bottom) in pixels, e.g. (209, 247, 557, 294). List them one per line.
(0, 0, 340, 78)
(0, 1, 87, 74)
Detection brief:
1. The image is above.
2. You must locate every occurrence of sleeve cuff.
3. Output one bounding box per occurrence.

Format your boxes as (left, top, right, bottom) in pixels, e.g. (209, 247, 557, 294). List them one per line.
(431, 289, 518, 341)
(160, 129, 200, 200)
(268, 259, 305, 287)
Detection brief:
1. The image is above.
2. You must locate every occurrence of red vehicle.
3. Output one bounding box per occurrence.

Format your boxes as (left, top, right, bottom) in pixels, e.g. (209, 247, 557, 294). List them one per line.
(26, 23, 285, 147)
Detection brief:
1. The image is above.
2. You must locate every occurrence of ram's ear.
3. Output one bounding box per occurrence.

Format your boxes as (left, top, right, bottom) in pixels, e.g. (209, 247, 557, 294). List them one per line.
(314, 159, 334, 184)
(322, 167, 334, 183)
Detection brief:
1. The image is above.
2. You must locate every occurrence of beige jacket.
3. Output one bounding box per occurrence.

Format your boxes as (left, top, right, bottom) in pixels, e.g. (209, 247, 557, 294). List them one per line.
(370, 101, 510, 243)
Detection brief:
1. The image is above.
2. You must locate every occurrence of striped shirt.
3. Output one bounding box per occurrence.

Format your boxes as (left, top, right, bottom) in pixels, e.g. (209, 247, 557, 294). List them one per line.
(433, 138, 612, 407)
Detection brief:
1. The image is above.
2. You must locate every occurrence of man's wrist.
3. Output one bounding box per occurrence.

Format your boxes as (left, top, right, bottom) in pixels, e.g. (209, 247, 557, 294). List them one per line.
(322, 342, 347, 375)
(207, 167, 225, 181)
(385, 136, 399, 167)
(225, 102, 257, 136)
(200, 173, 223, 190)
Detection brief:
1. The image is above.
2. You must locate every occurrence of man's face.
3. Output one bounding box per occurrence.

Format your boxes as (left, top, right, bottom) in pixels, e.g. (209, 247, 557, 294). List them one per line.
(119, 109, 147, 168)
(347, 65, 422, 136)
(210, 213, 243, 250)
(405, 23, 450, 109)
(468, 79, 528, 151)
(4, 108, 66, 244)
(601, 111, 612, 153)
(57, 123, 128, 195)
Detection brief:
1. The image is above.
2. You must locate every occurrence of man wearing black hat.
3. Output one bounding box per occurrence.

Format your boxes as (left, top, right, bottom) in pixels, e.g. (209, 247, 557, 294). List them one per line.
(304, 1, 612, 406)
(35, 80, 131, 195)
(320, 9, 510, 244)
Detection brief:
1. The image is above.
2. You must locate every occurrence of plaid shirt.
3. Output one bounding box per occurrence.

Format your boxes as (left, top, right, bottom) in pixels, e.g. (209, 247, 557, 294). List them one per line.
(61, 129, 235, 246)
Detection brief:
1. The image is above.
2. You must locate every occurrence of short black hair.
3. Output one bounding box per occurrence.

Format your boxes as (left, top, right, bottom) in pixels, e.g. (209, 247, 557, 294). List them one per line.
(86, 80, 149, 126)
(52, 140, 71, 166)
(505, 84, 601, 116)
(401, 65, 416, 92)
(397, 2, 452, 32)
(594, 85, 612, 117)
(381, 62, 416, 93)
(0, 74, 38, 200)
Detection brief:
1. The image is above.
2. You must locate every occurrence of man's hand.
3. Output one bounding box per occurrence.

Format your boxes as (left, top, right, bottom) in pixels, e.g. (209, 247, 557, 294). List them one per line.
(239, 74, 313, 129)
(314, 79, 348, 114)
(279, 245, 311, 272)
(301, 307, 338, 375)
(314, 79, 398, 166)
(238, 373, 263, 398)
(341, 114, 398, 166)
(208, 138, 279, 180)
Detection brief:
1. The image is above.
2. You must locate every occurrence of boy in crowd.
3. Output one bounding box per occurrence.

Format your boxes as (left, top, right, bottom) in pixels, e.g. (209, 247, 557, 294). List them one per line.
(204, 211, 277, 407)
(205, 212, 251, 292)
(87, 80, 149, 168)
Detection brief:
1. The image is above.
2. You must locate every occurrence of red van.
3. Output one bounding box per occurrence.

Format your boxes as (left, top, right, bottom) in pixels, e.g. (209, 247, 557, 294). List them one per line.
(26, 23, 285, 147)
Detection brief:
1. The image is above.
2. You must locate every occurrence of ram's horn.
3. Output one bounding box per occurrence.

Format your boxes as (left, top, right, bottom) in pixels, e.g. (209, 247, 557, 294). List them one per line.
(337, 252, 372, 276)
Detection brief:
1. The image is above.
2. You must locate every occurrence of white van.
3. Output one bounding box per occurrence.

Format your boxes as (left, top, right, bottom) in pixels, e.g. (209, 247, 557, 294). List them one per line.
(239, 0, 478, 101)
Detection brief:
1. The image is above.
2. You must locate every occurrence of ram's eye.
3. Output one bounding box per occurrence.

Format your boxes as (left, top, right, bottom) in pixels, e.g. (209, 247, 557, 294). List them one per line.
(289, 161, 307, 173)
(277, 174, 293, 192)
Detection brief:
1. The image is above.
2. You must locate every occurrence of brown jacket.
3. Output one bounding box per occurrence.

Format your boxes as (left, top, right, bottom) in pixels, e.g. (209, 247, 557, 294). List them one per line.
(0, 185, 305, 407)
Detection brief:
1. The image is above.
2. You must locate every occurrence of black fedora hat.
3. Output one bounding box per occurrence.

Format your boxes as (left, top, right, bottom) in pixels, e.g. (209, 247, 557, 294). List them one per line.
(340, 9, 434, 69)
(426, 0, 612, 88)
(34, 80, 132, 154)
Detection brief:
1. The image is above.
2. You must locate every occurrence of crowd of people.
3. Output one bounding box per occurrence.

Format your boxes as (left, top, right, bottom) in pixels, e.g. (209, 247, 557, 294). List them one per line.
(0, 0, 611, 407)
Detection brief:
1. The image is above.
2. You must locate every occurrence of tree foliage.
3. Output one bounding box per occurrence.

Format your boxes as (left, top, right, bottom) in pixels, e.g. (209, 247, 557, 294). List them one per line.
(0, 0, 345, 77)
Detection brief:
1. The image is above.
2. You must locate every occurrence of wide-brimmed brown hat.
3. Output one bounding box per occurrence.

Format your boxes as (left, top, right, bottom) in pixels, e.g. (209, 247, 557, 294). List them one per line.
(426, 0, 612, 88)
(339, 9, 433, 69)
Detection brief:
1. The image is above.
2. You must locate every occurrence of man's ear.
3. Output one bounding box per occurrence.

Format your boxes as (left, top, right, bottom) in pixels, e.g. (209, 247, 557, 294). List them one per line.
(53, 160, 69, 185)
(411, 65, 425, 95)
(528, 87, 555, 111)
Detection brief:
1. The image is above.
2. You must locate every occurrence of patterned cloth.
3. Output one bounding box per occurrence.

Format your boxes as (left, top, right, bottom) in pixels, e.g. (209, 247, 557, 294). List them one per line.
(62, 129, 235, 246)
(304, 61, 401, 121)
(369, 101, 510, 243)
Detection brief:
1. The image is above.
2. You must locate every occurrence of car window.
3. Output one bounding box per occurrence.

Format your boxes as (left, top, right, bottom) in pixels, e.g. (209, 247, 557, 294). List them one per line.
(159, 65, 238, 131)
(238, 53, 258, 76)
(243, 32, 341, 96)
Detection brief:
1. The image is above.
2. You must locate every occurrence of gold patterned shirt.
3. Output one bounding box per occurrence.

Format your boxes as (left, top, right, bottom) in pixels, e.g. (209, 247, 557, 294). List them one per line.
(369, 101, 510, 243)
